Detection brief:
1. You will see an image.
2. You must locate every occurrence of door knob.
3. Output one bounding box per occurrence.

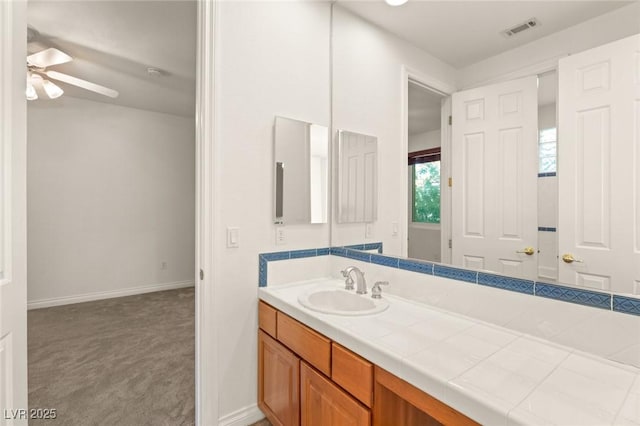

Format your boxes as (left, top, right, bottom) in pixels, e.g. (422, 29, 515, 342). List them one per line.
(562, 253, 583, 264)
(516, 247, 536, 255)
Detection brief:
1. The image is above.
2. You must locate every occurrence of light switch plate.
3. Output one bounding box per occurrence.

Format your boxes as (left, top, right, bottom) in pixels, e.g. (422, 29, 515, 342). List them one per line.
(392, 222, 399, 237)
(365, 223, 373, 238)
(227, 227, 239, 248)
(276, 227, 286, 245)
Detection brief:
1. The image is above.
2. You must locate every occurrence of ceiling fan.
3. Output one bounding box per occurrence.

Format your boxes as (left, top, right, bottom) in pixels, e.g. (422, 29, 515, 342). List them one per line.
(26, 28, 119, 101)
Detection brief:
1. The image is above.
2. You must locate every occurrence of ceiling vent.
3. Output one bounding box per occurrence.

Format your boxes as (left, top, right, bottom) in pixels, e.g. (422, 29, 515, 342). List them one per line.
(502, 18, 539, 38)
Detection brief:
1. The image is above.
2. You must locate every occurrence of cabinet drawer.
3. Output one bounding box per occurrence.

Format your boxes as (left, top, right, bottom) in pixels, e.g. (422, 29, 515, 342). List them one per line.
(277, 312, 331, 376)
(259, 301, 277, 338)
(332, 343, 373, 407)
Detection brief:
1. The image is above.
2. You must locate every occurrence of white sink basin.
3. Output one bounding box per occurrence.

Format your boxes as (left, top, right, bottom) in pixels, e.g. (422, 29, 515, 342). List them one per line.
(298, 288, 389, 316)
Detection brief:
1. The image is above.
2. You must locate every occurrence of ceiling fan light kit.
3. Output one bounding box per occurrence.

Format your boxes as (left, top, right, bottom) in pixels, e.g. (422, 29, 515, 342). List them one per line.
(26, 45, 119, 101)
(25, 79, 38, 101)
(42, 79, 64, 99)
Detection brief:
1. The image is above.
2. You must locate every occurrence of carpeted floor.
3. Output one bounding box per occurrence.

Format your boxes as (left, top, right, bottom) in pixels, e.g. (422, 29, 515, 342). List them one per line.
(28, 287, 195, 426)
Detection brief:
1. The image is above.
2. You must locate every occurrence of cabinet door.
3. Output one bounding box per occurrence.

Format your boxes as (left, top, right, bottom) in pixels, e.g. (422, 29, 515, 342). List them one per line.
(258, 330, 300, 426)
(301, 361, 370, 426)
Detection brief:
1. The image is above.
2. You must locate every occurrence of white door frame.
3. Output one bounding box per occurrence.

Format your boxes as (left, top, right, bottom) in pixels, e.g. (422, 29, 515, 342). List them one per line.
(4, 1, 218, 425)
(195, 1, 217, 425)
(400, 66, 455, 259)
(1, 0, 28, 422)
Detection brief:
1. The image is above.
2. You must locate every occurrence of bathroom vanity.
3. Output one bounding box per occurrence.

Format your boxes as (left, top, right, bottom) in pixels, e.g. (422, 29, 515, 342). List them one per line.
(258, 278, 640, 425)
(258, 299, 477, 426)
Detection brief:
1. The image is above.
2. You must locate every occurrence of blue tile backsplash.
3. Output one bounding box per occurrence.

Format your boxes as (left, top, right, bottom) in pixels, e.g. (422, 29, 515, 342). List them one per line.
(258, 243, 639, 317)
(478, 272, 534, 295)
(613, 295, 640, 316)
(535, 282, 611, 310)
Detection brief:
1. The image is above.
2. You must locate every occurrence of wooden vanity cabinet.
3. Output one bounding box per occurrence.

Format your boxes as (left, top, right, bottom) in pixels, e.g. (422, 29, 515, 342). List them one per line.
(258, 301, 477, 426)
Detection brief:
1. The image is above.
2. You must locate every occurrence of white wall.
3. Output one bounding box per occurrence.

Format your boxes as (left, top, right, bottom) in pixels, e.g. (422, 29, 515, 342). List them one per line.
(457, 2, 640, 88)
(408, 226, 441, 262)
(331, 6, 457, 256)
(214, 2, 331, 420)
(408, 129, 440, 152)
(27, 96, 195, 305)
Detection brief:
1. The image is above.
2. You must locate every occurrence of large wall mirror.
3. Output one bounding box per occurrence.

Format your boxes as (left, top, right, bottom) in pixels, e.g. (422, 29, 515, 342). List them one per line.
(274, 116, 329, 225)
(329, 1, 640, 297)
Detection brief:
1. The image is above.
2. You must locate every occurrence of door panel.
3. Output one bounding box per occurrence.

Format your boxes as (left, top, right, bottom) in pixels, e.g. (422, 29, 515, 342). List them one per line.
(452, 76, 538, 279)
(258, 330, 300, 426)
(0, 1, 28, 424)
(558, 34, 639, 295)
(300, 361, 370, 426)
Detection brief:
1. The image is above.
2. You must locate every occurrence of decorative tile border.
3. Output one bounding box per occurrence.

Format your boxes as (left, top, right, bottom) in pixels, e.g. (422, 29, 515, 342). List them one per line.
(344, 242, 383, 253)
(538, 227, 557, 232)
(534, 282, 611, 309)
(258, 244, 640, 316)
(478, 272, 534, 295)
(613, 296, 640, 316)
(538, 172, 557, 177)
(258, 247, 332, 287)
(398, 258, 433, 274)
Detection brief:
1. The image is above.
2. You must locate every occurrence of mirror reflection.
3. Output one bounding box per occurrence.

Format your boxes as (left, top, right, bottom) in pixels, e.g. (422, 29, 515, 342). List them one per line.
(274, 116, 328, 225)
(330, 1, 640, 296)
(337, 130, 378, 224)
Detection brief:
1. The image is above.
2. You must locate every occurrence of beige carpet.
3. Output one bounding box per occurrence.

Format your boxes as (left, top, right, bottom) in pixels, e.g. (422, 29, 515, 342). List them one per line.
(28, 288, 195, 426)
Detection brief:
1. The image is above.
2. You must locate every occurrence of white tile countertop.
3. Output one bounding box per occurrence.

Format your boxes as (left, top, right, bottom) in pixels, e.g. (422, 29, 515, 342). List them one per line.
(258, 278, 640, 425)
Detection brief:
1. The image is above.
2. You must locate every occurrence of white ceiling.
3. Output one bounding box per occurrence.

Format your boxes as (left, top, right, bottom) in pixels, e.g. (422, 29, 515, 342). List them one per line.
(337, 1, 634, 68)
(27, 0, 196, 117)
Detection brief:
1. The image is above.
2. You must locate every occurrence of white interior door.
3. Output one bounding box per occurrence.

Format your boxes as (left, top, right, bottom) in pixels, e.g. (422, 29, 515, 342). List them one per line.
(451, 76, 538, 279)
(1, 1, 28, 424)
(338, 130, 377, 223)
(558, 34, 640, 296)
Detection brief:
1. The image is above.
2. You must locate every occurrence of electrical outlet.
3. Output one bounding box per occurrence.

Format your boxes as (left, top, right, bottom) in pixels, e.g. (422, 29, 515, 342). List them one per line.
(160, 261, 168, 270)
(365, 223, 373, 238)
(276, 227, 286, 245)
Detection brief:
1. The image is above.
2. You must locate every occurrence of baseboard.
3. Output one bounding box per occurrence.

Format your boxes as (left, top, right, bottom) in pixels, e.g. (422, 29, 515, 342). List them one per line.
(218, 404, 265, 426)
(27, 280, 195, 310)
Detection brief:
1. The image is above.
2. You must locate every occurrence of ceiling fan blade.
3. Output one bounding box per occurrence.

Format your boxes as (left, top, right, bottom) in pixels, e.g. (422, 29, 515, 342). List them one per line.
(45, 70, 119, 98)
(27, 48, 72, 68)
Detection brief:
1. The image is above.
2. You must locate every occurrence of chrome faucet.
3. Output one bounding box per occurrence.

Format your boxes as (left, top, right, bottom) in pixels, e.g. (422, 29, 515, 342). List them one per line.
(341, 266, 367, 294)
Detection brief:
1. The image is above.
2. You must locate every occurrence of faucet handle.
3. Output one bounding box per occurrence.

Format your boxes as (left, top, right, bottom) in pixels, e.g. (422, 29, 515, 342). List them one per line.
(371, 281, 389, 299)
(340, 269, 355, 290)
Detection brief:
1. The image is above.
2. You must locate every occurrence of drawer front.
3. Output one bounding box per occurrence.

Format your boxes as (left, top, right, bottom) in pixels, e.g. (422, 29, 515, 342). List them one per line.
(277, 312, 331, 376)
(332, 343, 373, 407)
(259, 301, 277, 338)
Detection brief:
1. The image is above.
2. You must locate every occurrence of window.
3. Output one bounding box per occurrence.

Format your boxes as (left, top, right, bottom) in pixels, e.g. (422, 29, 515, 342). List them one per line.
(539, 128, 557, 173)
(409, 149, 440, 224)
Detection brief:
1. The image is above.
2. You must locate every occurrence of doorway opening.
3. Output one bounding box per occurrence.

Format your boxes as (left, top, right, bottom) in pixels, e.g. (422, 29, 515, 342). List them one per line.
(25, 1, 198, 424)
(406, 81, 446, 263)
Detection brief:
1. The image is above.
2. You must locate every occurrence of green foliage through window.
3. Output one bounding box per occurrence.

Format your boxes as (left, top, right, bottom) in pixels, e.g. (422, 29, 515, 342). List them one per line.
(412, 162, 440, 223)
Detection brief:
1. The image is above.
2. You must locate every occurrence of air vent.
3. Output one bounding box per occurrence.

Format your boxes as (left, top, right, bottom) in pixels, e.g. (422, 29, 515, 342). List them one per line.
(502, 18, 539, 37)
